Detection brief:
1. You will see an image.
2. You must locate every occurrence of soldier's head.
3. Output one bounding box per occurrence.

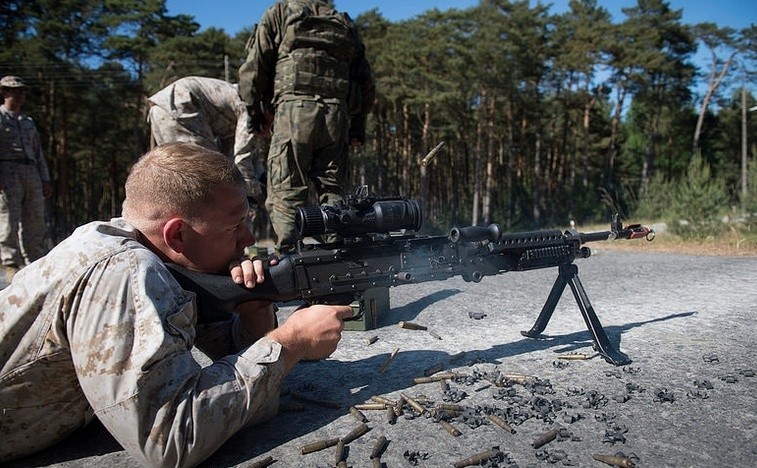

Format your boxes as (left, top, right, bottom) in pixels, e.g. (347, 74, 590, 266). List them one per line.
(123, 142, 254, 273)
(0, 76, 30, 107)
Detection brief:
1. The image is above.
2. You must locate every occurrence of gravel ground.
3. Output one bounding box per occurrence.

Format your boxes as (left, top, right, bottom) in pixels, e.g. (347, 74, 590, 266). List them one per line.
(3, 248, 756, 468)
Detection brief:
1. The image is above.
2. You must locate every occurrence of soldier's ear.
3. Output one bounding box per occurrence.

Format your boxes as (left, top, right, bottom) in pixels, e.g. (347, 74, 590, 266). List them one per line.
(163, 217, 187, 254)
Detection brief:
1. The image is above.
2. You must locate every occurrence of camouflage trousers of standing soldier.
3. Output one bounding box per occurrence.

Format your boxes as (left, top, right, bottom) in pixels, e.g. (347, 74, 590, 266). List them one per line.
(265, 98, 350, 253)
(0, 161, 47, 267)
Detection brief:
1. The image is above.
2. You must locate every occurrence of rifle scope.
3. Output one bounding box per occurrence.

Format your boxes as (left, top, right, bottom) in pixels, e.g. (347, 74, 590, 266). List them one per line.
(295, 198, 423, 239)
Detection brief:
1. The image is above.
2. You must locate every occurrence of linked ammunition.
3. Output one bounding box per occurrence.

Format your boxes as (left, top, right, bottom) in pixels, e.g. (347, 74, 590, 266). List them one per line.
(300, 437, 340, 455)
(349, 406, 368, 422)
(532, 428, 560, 449)
(366, 335, 379, 345)
(334, 439, 345, 465)
(453, 448, 503, 468)
(248, 455, 275, 468)
(592, 454, 635, 468)
(400, 393, 426, 415)
(440, 420, 462, 436)
(370, 435, 388, 459)
(487, 413, 515, 434)
(378, 348, 399, 374)
(398, 321, 428, 330)
(290, 391, 341, 409)
(354, 403, 387, 411)
(342, 422, 371, 444)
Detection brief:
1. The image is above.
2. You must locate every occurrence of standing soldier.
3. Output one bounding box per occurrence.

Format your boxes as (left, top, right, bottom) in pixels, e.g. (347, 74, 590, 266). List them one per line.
(238, 0, 375, 253)
(147, 76, 266, 206)
(0, 76, 53, 282)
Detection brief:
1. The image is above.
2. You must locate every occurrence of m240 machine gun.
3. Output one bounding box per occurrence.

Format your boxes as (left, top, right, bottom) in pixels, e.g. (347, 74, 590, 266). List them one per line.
(167, 186, 654, 365)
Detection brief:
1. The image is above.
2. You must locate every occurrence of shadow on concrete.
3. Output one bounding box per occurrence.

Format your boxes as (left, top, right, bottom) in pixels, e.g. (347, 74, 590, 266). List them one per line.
(3, 298, 696, 468)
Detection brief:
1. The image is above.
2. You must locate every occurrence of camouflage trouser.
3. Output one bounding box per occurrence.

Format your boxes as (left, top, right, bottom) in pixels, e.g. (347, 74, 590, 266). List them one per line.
(0, 161, 47, 267)
(266, 98, 349, 252)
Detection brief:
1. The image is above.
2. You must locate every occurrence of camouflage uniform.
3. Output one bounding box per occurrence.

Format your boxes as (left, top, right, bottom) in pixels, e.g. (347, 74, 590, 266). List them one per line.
(148, 76, 264, 202)
(238, 0, 375, 252)
(0, 218, 285, 466)
(0, 77, 51, 269)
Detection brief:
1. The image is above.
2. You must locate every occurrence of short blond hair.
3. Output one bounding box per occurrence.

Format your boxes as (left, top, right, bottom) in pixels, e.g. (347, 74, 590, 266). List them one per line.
(123, 142, 244, 222)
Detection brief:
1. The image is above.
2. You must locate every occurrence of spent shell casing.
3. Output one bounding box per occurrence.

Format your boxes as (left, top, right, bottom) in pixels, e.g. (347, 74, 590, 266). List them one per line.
(428, 330, 443, 340)
(370, 435, 388, 459)
(366, 335, 379, 345)
(248, 455, 274, 468)
(354, 403, 387, 411)
(398, 321, 428, 330)
(414, 372, 456, 384)
(371, 395, 396, 406)
(372, 458, 382, 468)
(342, 422, 371, 444)
(400, 392, 426, 415)
(440, 379, 450, 392)
(557, 353, 589, 360)
(487, 414, 515, 433)
(349, 406, 369, 422)
(423, 363, 444, 376)
(592, 454, 635, 468)
(378, 347, 399, 374)
(334, 439, 345, 465)
(336, 462, 347, 468)
(386, 406, 397, 424)
(453, 448, 503, 468)
(420, 140, 445, 166)
(393, 396, 405, 416)
(440, 420, 462, 437)
(301, 437, 340, 454)
(437, 403, 466, 412)
(532, 428, 560, 449)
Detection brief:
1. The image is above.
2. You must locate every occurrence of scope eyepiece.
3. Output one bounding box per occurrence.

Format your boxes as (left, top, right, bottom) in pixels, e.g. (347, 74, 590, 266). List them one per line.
(295, 198, 423, 239)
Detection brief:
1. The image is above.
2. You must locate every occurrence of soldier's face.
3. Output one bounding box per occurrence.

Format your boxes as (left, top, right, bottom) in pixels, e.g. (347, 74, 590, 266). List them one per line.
(3, 87, 28, 105)
(180, 184, 255, 274)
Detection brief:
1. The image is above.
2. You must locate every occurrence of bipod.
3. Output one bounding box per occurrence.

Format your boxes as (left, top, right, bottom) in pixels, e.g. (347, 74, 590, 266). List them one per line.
(520, 262, 631, 366)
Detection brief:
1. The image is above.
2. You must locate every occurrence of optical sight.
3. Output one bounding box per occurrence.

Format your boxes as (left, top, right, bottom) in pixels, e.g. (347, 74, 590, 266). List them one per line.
(295, 186, 422, 239)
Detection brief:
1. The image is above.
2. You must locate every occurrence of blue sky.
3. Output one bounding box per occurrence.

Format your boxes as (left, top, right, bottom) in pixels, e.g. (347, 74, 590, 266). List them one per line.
(165, 0, 754, 35)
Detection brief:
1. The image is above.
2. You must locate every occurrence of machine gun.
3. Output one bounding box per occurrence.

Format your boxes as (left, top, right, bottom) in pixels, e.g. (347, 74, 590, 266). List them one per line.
(166, 186, 654, 365)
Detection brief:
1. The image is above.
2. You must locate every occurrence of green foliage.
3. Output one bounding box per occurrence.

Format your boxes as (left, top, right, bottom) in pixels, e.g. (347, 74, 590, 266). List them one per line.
(667, 154, 730, 239)
(633, 173, 675, 219)
(1, 0, 755, 244)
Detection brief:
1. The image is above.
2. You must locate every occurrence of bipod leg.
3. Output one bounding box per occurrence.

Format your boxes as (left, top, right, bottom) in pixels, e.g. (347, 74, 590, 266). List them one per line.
(520, 264, 571, 338)
(565, 263, 631, 366)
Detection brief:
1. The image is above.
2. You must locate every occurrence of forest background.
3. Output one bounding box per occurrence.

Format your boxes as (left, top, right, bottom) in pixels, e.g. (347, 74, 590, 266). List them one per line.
(1, 0, 755, 252)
